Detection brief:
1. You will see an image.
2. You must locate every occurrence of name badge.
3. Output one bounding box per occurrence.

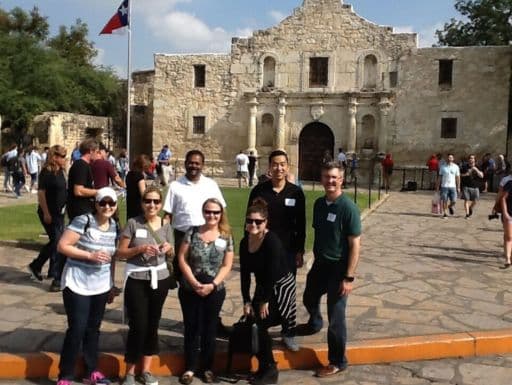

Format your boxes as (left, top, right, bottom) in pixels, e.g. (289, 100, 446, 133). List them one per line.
(88, 228, 102, 241)
(136, 229, 148, 238)
(215, 238, 227, 250)
(285, 198, 296, 207)
(327, 213, 337, 222)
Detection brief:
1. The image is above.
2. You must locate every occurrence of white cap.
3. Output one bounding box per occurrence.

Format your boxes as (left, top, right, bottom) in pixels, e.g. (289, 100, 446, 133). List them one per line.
(95, 187, 117, 202)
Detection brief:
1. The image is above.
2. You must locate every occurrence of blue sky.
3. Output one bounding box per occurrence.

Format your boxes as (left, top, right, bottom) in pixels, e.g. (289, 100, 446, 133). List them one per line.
(2, 0, 459, 77)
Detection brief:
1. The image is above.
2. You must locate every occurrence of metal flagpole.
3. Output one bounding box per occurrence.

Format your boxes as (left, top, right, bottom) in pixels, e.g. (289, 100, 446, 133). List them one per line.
(126, 0, 132, 161)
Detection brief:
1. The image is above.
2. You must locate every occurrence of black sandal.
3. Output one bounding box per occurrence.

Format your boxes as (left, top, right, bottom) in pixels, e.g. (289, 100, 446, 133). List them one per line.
(500, 263, 511, 269)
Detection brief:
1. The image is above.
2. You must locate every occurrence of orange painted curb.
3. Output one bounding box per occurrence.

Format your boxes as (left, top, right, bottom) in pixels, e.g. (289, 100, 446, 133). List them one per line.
(2, 330, 512, 379)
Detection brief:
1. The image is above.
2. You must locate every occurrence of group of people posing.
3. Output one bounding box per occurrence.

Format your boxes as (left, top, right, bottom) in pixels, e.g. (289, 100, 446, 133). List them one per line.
(25, 139, 361, 385)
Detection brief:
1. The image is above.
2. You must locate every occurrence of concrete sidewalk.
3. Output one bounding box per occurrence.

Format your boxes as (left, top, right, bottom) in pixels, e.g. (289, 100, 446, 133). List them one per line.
(1, 190, 512, 378)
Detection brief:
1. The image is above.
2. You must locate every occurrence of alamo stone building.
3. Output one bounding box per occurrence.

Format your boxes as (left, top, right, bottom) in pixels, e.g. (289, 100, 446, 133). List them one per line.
(131, 0, 512, 181)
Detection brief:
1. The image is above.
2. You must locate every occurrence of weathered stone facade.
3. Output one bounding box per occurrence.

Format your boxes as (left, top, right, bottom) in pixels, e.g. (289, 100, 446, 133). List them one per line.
(132, 0, 512, 180)
(31, 112, 113, 153)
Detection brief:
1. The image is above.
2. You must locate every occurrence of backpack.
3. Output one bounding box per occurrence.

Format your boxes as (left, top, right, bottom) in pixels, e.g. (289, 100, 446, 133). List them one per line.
(225, 315, 259, 373)
(0, 154, 7, 167)
(7, 156, 21, 173)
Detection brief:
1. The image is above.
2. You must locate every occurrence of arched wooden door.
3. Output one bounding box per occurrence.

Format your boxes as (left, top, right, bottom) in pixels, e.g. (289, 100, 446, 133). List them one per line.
(299, 122, 334, 181)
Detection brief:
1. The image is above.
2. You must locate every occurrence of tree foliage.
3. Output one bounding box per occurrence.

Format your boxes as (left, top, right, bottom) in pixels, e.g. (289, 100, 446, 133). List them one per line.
(0, 6, 122, 144)
(436, 0, 512, 46)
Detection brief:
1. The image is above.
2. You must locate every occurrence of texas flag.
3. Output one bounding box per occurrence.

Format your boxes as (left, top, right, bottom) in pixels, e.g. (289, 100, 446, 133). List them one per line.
(100, 0, 129, 34)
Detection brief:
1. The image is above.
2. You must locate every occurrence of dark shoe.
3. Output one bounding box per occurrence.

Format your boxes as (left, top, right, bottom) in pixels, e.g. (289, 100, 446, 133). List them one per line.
(448, 206, 454, 215)
(252, 364, 278, 385)
(28, 264, 43, 282)
(442, 213, 448, 219)
(315, 364, 346, 378)
(469, 208, 473, 217)
(49, 279, 61, 292)
(295, 323, 322, 336)
(500, 263, 511, 270)
(179, 371, 194, 385)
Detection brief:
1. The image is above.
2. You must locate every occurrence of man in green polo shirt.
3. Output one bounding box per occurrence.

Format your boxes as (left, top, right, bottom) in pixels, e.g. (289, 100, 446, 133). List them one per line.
(303, 161, 361, 378)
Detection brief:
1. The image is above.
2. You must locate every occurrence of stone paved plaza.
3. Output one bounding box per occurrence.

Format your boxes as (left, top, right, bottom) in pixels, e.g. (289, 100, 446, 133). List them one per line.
(0, 190, 509, 354)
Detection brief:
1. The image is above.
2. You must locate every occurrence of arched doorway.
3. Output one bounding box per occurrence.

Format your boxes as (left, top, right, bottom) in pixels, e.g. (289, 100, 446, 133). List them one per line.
(299, 122, 334, 181)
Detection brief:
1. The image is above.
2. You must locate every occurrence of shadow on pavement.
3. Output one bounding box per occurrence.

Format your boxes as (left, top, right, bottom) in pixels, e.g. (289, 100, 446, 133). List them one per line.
(410, 244, 499, 258)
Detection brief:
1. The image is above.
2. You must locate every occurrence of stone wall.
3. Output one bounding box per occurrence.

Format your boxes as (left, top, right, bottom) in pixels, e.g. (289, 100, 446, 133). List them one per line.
(131, 70, 155, 157)
(30, 112, 113, 154)
(393, 46, 512, 165)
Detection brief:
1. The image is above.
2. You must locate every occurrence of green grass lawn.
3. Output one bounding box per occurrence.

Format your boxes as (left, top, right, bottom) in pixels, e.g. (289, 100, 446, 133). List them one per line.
(0, 187, 373, 253)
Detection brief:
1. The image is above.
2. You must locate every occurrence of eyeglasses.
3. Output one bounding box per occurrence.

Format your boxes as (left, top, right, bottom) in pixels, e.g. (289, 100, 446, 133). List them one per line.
(204, 210, 221, 215)
(143, 198, 161, 205)
(56, 153, 67, 158)
(245, 218, 266, 225)
(98, 200, 117, 207)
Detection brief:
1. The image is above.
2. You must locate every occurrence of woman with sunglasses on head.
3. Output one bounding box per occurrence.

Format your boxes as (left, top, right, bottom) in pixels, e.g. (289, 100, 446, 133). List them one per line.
(56, 187, 120, 385)
(177, 198, 234, 385)
(117, 186, 174, 385)
(239, 198, 297, 385)
(28, 145, 68, 289)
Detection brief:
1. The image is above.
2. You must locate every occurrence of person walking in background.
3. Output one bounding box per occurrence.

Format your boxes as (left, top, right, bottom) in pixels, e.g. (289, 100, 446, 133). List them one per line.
(303, 161, 361, 378)
(56, 187, 119, 385)
(239, 198, 297, 385)
(157, 144, 173, 186)
(2, 144, 17, 192)
(426, 154, 440, 190)
(494, 154, 509, 192)
(500, 179, 512, 268)
(381, 153, 394, 191)
(235, 150, 250, 188)
(41, 146, 50, 165)
(436, 154, 460, 218)
(247, 149, 304, 351)
(460, 154, 484, 219)
(116, 149, 129, 181)
(337, 148, 347, 168)
(177, 198, 233, 385)
(248, 151, 257, 187)
(70, 142, 81, 164)
(91, 143, 125, 190)
(117, 186, 174, 385)
(25, 145, 42, 193)
(28, 145, 68, 291)
(482, 153, 496, 192)
(125, 154, 150, 222)
(9, 147, 27, 198)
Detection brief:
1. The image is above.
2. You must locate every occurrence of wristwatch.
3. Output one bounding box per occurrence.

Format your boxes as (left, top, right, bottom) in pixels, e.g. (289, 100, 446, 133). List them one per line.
(344, 276, 355, 282)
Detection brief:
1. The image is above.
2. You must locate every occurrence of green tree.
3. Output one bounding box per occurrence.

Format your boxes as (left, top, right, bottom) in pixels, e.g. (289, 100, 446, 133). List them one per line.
(48, 19, 98, 67)
(436, 0, 512, 46)
(0, 6, 121, 145)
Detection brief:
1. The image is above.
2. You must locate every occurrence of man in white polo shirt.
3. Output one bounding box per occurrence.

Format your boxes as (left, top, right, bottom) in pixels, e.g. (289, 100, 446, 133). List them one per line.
(436, 153, 460, 218)
(163, 149, 226, 254)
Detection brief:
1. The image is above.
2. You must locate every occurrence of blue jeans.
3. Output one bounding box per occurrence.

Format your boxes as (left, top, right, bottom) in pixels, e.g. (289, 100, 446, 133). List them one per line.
(12, 171, 24, 197)
(59, 288, 109, 380)
(303, 258, 348, 369)
(30, 209, 65, 280)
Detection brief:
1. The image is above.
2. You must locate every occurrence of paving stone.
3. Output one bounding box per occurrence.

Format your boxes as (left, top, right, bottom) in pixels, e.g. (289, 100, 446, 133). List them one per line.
(420, 362, 455, 381)
(458, 363, 512, 385)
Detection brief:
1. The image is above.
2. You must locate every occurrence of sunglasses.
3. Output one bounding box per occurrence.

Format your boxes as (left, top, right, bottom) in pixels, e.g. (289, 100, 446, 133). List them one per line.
(143, 198, 161, 205)
(204, 210, 222, 215)
(245, 218, 266, 225)
(98, 200, 117, 207)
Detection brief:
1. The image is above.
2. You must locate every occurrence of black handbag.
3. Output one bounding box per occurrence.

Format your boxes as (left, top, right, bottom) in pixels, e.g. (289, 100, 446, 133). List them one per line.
(225, 315, 259, 373)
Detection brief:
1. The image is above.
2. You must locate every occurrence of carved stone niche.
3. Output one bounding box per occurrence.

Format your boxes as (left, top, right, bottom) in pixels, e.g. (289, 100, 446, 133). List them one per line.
(310, 102, 325, 121)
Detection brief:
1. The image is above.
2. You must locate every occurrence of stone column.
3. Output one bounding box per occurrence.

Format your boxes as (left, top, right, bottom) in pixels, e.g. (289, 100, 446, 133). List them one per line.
(347, 96, 358, 154)
(276, 96, 287, 150)
(378, 96, 392, 154)
(247, 96, 258, 154)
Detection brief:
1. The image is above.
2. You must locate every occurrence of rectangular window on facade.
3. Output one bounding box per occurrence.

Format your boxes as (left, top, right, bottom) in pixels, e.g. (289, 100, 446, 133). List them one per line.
(438, 60, 453, 87)
(309, 57, 329, 87)
(193, 116, 206, 134)
(441, 118, 457, 138)
(194, 65, 206, 88)
(389, 71, 398, 88)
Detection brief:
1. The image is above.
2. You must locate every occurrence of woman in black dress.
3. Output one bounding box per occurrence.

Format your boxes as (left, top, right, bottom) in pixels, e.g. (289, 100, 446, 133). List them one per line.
(125, 154, 149, 221)
(239, 198, 297, 385)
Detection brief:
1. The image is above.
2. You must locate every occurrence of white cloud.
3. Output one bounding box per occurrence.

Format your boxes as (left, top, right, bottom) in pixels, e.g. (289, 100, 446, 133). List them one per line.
(418, 22, 444, 48)
(269, 10, 286, 23)
(393, 25, 414, 34)
(138, 2, 253, 53)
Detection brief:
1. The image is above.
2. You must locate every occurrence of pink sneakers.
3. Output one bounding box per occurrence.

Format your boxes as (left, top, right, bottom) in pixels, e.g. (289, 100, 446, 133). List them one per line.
(83, 370, 111, 385)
